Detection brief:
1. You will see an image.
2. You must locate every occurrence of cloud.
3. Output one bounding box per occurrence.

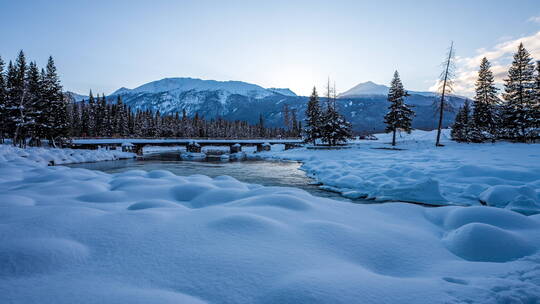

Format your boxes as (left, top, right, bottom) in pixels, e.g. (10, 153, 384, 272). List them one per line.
(429, 31, 540, 96)
(528, 16, 540, 24)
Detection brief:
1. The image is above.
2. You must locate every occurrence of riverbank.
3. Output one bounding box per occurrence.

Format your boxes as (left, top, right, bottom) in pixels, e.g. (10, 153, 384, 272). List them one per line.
(0, 144, 135, 166)
(259, 129, 540, 214)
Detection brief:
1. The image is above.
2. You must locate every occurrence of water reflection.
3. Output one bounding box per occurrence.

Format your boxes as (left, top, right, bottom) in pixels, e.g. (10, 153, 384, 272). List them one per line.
(66, 153, 351, 202)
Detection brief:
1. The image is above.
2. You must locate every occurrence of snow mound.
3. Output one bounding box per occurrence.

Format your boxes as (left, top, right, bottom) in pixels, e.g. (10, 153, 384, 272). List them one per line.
(442, 206, 539, 230)
(0, 194, 35, 206)
(375, 178, 448, 205)
(232, 193, 313, 211)
(479, 185, 540, 214)
(443, 223, 536, 262)
(0, 238, 89, 276)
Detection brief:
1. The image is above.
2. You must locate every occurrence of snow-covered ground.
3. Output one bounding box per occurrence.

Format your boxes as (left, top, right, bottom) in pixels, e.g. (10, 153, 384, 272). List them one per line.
(1, 137, 540, 303)
(260, 129, 540, 214)
(0, 144, 135, 165)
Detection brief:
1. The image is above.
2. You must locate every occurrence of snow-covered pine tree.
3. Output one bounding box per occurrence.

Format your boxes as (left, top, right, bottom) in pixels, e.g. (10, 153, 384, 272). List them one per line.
(116, 96, 129, 137)
(100, 94, 112, 137)
(320, 82, 352, 145)
(80, 101, 89, 137)
(25, 61, 42, 145)
(472, 57, 499, 142)
(451, 99, 471, 142)
(41, 56, 68, 146)
(304, 86, 322, 144)
(8, 51, 31, 147)
(0, 56, 6, 143)
(383, 71, 414, 146)
(502, 43, 536, 142)
(533, 61, 540, 138)
(71, 102, 81, 137)
(87, 91, 96, 137)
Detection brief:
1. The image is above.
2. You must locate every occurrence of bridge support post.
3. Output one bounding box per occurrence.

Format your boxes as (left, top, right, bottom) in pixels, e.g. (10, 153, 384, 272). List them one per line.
(134, 145, 144, 156)
(230, 143, 242, 153)
(187, 141, 202, 153)
(256, 143, 271, 152)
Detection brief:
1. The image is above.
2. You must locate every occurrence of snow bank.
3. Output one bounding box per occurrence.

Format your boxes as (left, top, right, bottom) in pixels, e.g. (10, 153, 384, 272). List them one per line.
(1, 152, 539, 303)
(0, 144, 135, 165)
(261, 129, 540, 212)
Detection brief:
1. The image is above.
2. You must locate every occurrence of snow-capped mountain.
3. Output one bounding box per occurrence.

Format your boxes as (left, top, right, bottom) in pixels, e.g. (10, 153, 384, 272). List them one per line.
(68, 77, 466, 132)
(338, 81, 390, 97)
(112, 77, 273, 99)
(338, 81, 468, 101)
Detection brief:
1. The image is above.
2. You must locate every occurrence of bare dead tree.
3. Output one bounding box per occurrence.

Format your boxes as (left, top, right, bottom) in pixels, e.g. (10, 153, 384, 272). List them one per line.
(435, 41, 456, 146)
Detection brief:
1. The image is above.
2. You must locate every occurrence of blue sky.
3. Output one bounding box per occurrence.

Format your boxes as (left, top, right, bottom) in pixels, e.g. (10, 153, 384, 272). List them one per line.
(0, 0, 539, 96)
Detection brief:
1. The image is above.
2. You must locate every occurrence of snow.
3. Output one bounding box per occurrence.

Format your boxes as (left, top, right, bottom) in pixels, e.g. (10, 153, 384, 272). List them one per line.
(267, 88, 297, 96)
(338, 81, 390, 97)
(1, 141, 540, 303)
(114, 77, 273, 99)
(0, 150, 539, 303)
(261, 129, 540, 212)
(0, 144, 135, 165)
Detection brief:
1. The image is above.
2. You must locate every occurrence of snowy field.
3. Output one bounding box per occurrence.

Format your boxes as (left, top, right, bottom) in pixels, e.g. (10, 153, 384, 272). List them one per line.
(0, 136, 540, 303)
(261, 129, 540, 214)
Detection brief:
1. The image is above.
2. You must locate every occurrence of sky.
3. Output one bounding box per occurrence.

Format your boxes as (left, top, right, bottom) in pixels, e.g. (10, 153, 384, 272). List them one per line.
(0, 0, 539, 97)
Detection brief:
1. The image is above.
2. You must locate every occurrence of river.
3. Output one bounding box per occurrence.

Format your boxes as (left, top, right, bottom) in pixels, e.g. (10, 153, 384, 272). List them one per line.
(66, 152, 352, 202)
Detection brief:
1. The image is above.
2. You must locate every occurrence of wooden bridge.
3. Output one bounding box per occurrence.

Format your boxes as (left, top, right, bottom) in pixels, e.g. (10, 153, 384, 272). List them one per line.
(70, 138, 304, 155)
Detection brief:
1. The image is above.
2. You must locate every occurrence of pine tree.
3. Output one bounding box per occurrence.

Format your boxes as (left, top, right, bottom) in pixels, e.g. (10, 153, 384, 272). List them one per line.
(451, 100, 471, 142)
(320, 82, 352, 145)
(533, 61, 540, 136)
(383, 71, 414, 146)
(116, 96, 129, 136)
(9, 51, 30, 147)
(87, 91, 96, 137)
(502, 43, 536, 142)
(472, 57, 499, 142)
(71, 102, 81, 137)
(258, 113, 265, 137)
(283, 104, 290, 131)
(42, 56, 68, 146)
(304, 86, 322, 144)
(25, 61, 41, 145)
(0, 56, 6, 143)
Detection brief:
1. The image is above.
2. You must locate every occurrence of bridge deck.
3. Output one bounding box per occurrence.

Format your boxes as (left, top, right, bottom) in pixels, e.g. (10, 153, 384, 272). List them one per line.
(71, 138, 303, 145)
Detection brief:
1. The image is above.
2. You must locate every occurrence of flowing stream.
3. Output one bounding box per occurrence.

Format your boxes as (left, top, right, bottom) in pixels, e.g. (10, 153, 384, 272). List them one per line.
(66, 152, 351, 201)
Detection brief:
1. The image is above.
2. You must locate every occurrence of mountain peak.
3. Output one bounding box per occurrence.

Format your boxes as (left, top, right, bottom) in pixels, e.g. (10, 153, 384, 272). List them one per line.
(338, 81, 389, 98)
(113, 77, 274, 99)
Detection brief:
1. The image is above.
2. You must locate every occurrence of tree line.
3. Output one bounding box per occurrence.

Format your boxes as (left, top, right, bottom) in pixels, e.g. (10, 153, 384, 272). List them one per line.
(69, 93, 289, 139)
(451, 43, 540, 143)
(0, 51, 293, 147)
(0, 51, 68, 147)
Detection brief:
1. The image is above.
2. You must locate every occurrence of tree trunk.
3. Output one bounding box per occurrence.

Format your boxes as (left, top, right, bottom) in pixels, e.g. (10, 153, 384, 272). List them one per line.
(436, 43, 453, 147)
(392, 129, 396, 146)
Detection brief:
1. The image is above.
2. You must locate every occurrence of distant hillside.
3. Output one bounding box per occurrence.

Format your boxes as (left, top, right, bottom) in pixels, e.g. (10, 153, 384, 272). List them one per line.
(69, 77, 464, 133)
